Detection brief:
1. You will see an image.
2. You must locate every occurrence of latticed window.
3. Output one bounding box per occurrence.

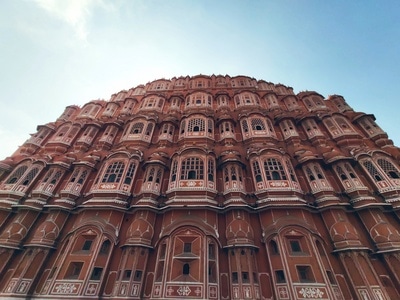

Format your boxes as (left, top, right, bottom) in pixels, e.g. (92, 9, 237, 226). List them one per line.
(251, 118, 265, 131)
(325, 119, 339, 135)
(130, 122, 144, 134)
(286, 159, 297, 181)
(362, 160, 383, 181)
(336, 163, 358, 181)
(241, 120, 249, 133)
(171, 161, 178, 182)
(306, 167, 315, 181)
(207, 119, 213, 133)
(41, 169, 63, 185)
(171, 97, 181, 107)
(180, 158, 204, 180)
(124, 163, 136, 184)
(344, 164, 357, 179)
(335, 116, 353, 132)
(188, 119, 205, 132)
(336, 165, 347, 180)
(145, 123, 154, 136)
(217, 95, 228, 107)
(102, 162, 125, 183)
(377, 159, 400, 179)
(280, 120, 298, 138)
(284, 96, 298, 110)
(36, 169, 63, 192)
(314, 166, 324, 179)
(208, 159, 214, 181)
(264, 158, 287, 180)
(69, 168, 88, 185)
(253, 161, 262, 182)
(80, 104, 101, 117)
(220, 121, 234, 134)
(122, 100, 135, 114)
(145, 168, 155, 182)
(6, 165, 28, 184)
(358, 117, 383, 136)
(100, 125, 118, 143)
(302, 119, 323, 138)
(265, 94, 279, 109)
(21, 167, 40, 186)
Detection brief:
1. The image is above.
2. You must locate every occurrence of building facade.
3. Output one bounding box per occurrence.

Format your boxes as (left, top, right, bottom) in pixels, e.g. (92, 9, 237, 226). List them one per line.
(0, 75, 400, 299)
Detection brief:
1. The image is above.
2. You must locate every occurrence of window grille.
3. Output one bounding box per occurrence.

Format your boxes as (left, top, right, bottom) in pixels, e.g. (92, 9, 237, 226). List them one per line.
(264, 158, 287, 180)
(21, 167, 39, 186)
(171, 161, 178, 182)
(6, 165, 28, 184)
(102, 162, 125, 183)
(241, 120, 249, 133)
(377, 158, 400, 179)
(251, 118, 265, 131)
(130, 122, 144, 134)
(124, 163, 136, 184)
(145, 123, 154, 136)
(208, 159, 214, 181)
(180, 158, 204, 180)
(253, 161, 262, 182)
(362, 160, 383, 181)
(188, 119, 205, 132)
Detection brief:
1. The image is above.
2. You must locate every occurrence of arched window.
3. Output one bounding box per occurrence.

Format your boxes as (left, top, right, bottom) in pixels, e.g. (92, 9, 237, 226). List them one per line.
(185, 92, 212, 108)
(142, 165, 164, 194)
(234, 92, 260, 107)
(168, 155, 216, 192)
(91, 158, 138, 196)
(241, 115, 276, 140)
(303, 163, 334, 194)
(5, 165, 28, 184)
(251, 155, 300, 193)
(140, 96, 165, 111)
(283, 96, 299, 111)
(121, 99, 136, 115)
(34, 168, 64, 194)
(323, 116, 356, 137)
(334, 162, 367, 193)
(179, 115, 214, 139)
(122, 119, 155, 142)
(1, 162, 43, 195)
(264, 94, 280, 110)
(180, 158, 204, 180)
(264, 158, 287, 180)
(357, 116, 384, 137)
(79, 103, 101, 118)
(99, 125, 118, 144)
(279, 119, 299, 139)
(377, 158, 400, 179)
(301, 118, 324, 139)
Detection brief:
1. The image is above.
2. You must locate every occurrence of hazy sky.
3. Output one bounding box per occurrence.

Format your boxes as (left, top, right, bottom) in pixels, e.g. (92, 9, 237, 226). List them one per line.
(1, 0, 399, 160)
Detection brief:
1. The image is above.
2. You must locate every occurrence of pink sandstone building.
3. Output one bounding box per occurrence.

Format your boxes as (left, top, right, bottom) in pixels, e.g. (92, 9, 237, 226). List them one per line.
(0, 75, 400, 299)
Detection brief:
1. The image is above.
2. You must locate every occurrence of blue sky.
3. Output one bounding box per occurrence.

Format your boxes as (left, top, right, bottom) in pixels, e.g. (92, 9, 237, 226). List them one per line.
(0, 0, 399, 159)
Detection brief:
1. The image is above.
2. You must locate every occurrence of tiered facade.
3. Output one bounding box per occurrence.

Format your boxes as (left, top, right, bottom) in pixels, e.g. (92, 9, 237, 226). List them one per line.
(0, 75, 400, 299)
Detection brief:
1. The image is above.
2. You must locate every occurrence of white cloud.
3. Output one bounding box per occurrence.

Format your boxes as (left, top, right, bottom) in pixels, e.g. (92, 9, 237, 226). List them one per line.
(33, 0, 111, 41)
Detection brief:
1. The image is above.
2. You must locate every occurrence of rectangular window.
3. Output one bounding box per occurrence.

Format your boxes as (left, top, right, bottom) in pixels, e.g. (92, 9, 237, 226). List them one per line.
(242, 272, 249, 283)
(123, 270, 132, 280)
(276, 270, 286, 283)
(65, 262, 83, 279)
(326, 270, 336, 284)
(90, 267, 103, 280)
(134, 270, 143, 281)
(184, 243, 192, 253)
(297, 266, 314, 283)
(290, 240, 302, 253)
(82, 240, 93, 251)
(232, 272, 238, 283)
